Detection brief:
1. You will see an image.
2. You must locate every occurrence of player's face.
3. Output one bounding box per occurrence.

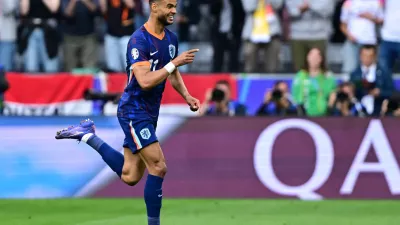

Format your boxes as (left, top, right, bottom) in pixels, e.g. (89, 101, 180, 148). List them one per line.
(155, 0, 177, 26)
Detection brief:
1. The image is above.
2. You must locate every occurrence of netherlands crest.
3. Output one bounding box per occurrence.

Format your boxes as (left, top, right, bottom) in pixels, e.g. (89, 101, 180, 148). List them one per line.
(140, 128, 151, 140)
(169, 44, 176, 58)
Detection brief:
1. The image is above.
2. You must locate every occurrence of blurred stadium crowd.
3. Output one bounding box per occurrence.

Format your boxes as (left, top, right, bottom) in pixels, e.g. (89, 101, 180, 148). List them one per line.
(0, 0, 400, 117)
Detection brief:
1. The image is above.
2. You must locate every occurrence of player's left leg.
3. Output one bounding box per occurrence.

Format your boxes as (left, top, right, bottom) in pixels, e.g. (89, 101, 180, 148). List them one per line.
(127, 120, 166, 225)
(138, 142, 167, 225)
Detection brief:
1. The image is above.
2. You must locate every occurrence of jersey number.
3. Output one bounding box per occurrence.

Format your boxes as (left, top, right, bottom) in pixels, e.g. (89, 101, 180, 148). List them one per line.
(149, 59, 159, 71)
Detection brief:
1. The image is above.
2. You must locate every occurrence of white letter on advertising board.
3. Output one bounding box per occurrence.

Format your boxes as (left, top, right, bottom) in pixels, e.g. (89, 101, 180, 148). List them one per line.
(341, 120, 400, 195)
(254, 119, 334, 200)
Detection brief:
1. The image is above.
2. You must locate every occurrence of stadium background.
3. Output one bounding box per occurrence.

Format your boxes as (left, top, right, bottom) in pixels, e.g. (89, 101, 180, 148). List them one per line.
(1, 0, 400, 224)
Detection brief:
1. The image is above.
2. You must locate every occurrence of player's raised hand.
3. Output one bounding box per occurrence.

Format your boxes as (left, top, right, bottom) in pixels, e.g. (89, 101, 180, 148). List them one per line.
(172, 49, 199, 67)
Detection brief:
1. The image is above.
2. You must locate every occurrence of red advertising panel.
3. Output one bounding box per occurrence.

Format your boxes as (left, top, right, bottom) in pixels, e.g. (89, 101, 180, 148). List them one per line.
(4, 73, 93, 115)
(106, 73, 237, 104)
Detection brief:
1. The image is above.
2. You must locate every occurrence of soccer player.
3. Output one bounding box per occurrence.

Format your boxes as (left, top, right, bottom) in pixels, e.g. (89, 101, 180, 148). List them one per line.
(55, 0, 200, 224)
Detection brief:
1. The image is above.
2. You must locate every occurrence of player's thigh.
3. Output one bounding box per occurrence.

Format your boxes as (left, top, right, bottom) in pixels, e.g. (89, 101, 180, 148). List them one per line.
(118, 116, 160, 158)
(122, 147, 146, 178)
(138, 142, 167, 177)
(118, 117, 164, 175)
(119, 117, 142, 154)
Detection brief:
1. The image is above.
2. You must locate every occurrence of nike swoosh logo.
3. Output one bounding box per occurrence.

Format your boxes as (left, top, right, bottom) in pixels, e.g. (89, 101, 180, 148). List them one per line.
(150, 51, 158, 56)
(158, 194, 163, 197)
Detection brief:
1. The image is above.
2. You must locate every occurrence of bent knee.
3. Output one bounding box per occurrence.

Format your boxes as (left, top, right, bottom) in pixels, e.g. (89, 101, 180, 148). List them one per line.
(149, 161, 167, 177)
(121, 174, 141, 186)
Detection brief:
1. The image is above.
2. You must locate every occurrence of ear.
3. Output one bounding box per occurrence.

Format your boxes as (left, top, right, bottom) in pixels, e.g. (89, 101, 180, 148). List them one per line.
(151, 1, 158, 11)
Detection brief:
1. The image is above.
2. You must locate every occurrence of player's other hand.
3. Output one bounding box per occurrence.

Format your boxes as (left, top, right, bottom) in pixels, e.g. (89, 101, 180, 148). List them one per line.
(185, 95, 200, 112)
(172, 49, 199, 67)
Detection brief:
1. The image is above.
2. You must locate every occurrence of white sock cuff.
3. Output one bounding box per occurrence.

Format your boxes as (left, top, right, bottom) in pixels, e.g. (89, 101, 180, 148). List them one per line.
(81, 133, 94, 143)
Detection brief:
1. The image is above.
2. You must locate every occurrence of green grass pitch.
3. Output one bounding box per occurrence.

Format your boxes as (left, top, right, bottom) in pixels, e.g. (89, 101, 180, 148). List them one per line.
(0, 199, 399, 225)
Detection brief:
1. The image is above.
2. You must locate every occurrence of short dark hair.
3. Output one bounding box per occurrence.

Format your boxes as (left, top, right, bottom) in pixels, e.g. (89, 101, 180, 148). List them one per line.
(274, 80, 285, 88)
(149, 0, 160, 5)
(339, 81, 354, 89)
(216, 80, 230, 87)
(360, 44, 377, 54)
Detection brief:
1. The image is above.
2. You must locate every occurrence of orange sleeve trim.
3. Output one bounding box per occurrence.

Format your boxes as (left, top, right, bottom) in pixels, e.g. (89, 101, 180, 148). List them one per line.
(132, 61, 151, 68)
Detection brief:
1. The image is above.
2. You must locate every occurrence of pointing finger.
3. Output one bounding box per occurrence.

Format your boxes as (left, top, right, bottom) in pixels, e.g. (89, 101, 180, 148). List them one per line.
(187, 49, 200, 54)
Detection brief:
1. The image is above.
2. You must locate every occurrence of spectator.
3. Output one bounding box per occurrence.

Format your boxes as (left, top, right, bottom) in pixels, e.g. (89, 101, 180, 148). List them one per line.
(141, 0, 150, 19)
(350, 44, 394, 116)
(175, 0, 201, 73)
(328, 81, 366, 117)
(286, 0, 335, 71)
(340, 0, 383, 74)
(242, 0, 283, 73)
(379, 0, 400, 75)
(100, 0, 135, 72)
(209, 0, 245, 72)
(381, 92, 400, 117)
(256, 80, 298, 116)
(0, 0, 18, 71)
(200, 80, 247, 116)
(18, 0, 62, 73)
(61, 0, 99, 72)
(0, 65, 9, 114)
(292, 48, 337, 116)
(330, 0, 346, 43)
(133, 0, 146, 29)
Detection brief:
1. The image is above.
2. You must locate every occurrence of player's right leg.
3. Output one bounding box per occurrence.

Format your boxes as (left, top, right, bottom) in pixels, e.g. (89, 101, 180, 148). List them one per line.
(55, 119, 125, 178)
(55, 119, 147, 186)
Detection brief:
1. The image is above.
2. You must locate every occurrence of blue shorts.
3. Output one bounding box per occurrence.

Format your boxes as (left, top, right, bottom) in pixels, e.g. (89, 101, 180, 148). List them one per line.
(118, 117, 158, 154)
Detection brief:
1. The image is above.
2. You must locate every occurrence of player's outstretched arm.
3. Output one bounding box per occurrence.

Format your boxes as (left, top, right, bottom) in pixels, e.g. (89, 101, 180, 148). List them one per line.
(133, 49, 199, 91)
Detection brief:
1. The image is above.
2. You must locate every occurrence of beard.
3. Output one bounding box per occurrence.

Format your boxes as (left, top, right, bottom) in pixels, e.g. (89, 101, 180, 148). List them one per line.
(158, 14, 173, 26)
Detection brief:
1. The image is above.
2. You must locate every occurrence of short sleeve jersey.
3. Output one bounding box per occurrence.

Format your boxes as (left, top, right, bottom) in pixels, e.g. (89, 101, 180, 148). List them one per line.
(117, 24, 179, 121)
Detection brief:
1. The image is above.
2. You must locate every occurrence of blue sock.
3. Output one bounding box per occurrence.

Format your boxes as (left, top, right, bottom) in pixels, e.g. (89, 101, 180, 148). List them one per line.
(144, 174, 164, 225)
(86, 134, 124, 177)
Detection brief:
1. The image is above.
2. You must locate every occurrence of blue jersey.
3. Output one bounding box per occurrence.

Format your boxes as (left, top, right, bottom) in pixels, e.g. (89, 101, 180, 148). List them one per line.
(117, 24, 179, 121)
